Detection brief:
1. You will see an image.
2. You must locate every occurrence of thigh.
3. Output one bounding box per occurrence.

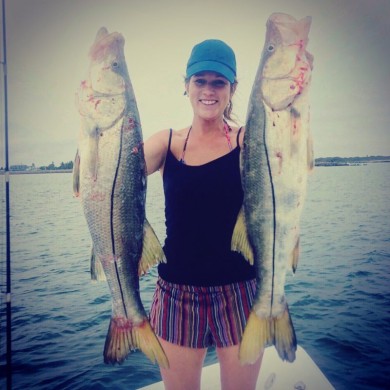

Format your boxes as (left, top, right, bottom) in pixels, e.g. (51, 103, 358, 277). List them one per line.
(158, 337, 207, 390)
(217, 344, 263, 390)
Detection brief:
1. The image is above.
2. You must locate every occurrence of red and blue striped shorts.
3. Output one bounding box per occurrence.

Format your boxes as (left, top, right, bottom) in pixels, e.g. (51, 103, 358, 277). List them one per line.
(149, 277, 256, 348)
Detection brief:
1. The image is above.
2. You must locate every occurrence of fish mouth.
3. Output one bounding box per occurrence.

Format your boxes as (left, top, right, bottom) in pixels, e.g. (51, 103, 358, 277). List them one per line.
(199, 99, 218, 105)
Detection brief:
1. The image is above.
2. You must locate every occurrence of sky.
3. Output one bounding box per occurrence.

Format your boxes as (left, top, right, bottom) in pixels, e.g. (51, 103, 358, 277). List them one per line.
(0, 0, 389, 167)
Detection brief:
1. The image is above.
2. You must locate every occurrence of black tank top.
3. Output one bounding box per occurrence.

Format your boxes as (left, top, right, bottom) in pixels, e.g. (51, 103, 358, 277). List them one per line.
(158, 129, 255, 286)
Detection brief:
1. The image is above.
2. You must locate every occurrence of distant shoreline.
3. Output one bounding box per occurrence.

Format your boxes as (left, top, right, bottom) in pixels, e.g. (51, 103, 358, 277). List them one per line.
(1, 156, 390, 174)
(314, 156, 390, 167)
(0, 169, 73, 175)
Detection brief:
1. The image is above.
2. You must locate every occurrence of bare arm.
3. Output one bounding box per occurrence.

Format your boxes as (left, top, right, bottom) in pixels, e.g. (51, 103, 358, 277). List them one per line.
(143, 129, 170, 175)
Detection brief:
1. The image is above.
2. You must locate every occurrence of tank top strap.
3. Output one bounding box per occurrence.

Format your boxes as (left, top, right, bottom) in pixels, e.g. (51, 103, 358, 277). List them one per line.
(168, 128, 173, 151)
(236, 126, 243, 147)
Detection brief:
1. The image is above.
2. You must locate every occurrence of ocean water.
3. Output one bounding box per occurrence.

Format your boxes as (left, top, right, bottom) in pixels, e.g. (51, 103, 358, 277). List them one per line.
(0, 163, 389, 390)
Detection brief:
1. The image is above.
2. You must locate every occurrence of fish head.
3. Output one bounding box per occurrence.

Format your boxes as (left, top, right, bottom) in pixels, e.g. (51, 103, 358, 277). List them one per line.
(88, 27, 128, 95)
(260, 13, 313, 111)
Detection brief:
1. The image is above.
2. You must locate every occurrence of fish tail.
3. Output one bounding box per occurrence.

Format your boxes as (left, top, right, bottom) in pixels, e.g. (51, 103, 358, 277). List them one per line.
(132, 320, 169, 368)
(239, 306, 297, 365)
(274, 305, 297, 362)
(103, 318, 169, 368)
(239, 311, 272, 365)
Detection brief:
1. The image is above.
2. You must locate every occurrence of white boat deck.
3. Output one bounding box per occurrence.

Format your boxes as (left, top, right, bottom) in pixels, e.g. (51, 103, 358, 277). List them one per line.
(139, 345, 335, 389)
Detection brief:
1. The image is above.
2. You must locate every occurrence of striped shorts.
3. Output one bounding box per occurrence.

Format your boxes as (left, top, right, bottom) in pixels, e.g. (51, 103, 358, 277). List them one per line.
(149, 277, 256, 348)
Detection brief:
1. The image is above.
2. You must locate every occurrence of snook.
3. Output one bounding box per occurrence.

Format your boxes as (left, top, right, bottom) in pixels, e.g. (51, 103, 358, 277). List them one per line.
(73, 27, 168, 368)
(232, 13, 314, 364)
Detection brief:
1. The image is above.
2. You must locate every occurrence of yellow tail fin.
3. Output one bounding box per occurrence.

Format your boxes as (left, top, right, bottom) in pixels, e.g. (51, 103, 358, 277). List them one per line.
(239, 307, 297, 365)
(239, 312, 272, 365)
(274, 306, 297, 362)
(103, 318, 169, 368)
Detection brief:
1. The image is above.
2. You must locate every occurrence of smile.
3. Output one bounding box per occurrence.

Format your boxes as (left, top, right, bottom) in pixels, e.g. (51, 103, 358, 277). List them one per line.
(200, 99, 218, 105)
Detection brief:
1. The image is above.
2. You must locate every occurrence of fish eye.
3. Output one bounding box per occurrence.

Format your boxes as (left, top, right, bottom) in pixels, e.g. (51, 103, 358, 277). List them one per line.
(267, 44, 275, 52)
(112, 61, 119, 67)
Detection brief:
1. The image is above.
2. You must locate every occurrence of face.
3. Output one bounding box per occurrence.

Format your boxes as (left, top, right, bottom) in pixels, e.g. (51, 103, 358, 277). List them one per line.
(185, 72, 234, 121)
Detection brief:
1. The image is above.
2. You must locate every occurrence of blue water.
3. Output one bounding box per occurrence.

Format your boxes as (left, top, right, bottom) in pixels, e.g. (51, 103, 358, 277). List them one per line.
(0, 164, 389, 389)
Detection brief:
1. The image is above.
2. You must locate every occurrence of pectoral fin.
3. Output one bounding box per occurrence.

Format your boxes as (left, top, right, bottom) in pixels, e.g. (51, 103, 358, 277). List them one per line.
(138, 219, 166, 276)
(307, 133, 314, 172)
(89, 132, 100, 181)
(231, 207, 254, 265)
(73, 150, 81, 196)
(291, 237, 300, 274)
(90, 246, 106, 282)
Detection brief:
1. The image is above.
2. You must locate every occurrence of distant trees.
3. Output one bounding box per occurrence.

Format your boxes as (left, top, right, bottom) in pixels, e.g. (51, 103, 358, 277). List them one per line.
(7, 161, 74, 172)
(59, 161, 74, 170)
(41, 160, 74, 170)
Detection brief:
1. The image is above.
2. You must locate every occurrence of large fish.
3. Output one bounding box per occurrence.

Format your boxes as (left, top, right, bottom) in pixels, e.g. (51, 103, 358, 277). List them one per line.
(73, 27, 168, 368)
(232, 13, 314, 364)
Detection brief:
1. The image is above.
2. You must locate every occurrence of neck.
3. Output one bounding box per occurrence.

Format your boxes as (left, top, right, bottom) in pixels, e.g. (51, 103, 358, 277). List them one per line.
(191, 117, 226, 136)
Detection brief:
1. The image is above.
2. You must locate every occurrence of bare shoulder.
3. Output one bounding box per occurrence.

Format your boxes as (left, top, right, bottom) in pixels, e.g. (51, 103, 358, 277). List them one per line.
(165, 127, 190, 156)
(145, 128, 171, 146)
(171, 127, 189, 140)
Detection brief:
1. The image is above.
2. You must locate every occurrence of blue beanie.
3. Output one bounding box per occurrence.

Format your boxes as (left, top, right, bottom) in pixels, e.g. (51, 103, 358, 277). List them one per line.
(186, 39, 236, 83)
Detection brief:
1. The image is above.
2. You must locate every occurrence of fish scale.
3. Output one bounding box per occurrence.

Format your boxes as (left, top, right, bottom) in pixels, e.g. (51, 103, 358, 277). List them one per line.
(232, 12, 314, 365)
(73, 27, 168, 368)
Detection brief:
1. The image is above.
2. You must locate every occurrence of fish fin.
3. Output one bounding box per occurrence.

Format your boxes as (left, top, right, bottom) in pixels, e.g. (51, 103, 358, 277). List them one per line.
(306, 51, 314, 70)
(104, 318, 169, 368)
(90, 246, 106, 282)
(138, 219, 166, 276)
(231, 207, 254, 265)
(240, 307, 297, 365)
(239, 312, 271, 365)
(274, 306, 297, 362)
(307, 133, 314, 172)
(95, 27, 109, 43)
(73, 150, 80, 197)
(89, 133, 99, 181)
(291, 237, 300, 274)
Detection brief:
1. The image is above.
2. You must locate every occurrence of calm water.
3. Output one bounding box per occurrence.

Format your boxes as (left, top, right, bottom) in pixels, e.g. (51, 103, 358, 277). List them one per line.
(0, 164, 389, 389)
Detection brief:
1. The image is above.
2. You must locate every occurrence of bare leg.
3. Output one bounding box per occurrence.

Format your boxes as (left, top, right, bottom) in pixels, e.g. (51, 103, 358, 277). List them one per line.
(158, 337, 207, 390)
(217, 345, 263, 390)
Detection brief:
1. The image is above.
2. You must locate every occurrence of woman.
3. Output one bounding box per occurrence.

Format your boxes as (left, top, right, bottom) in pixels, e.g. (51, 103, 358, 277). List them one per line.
(144, 39, 263, 390)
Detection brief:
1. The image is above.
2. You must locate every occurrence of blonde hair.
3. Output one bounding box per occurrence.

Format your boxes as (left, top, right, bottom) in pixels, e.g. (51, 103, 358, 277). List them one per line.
(224, 81, 238, 123)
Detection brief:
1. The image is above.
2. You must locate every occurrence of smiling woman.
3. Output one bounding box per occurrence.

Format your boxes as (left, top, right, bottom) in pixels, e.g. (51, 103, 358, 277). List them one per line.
(143, 39, 261, 390)
(185, 39, 238, 122)
(185, 72, 235, 125)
